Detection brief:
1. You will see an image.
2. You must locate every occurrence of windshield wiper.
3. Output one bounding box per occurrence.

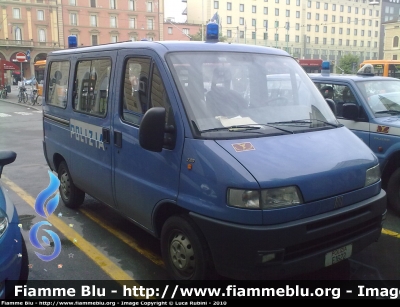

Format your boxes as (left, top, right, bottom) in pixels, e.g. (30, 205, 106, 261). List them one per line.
(200, 124, 293, 134)
(267, 119, 339, 128)
(375, 110, 400, 114)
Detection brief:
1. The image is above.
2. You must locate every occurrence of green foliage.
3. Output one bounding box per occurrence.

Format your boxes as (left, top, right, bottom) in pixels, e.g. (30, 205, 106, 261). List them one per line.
(338, 54, 361, 74)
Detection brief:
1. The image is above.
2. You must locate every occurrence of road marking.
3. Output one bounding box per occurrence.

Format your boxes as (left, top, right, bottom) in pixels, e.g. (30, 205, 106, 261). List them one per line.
(0, 113, 11, 117)
(14, 112, 33, 115)
(382, 228, 400, 239)
(80, 207, 165, 267)
(2, 176, 154, 297)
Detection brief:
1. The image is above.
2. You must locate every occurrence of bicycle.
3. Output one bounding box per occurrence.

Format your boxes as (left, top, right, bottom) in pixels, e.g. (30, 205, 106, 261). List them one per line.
(18, 86, 28, 104)
(28, 87, 40, 105)
(0, 85, 7, 99)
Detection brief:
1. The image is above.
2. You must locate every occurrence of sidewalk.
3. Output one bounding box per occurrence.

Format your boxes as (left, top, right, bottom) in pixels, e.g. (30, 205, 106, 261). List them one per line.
(0, 85, 42, 111)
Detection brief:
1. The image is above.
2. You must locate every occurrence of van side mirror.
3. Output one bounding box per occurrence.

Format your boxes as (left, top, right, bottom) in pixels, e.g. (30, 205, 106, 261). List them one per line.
(342, 103, 359, 120)
(139, 107, 166, 152)
(0, 151, 17, 178)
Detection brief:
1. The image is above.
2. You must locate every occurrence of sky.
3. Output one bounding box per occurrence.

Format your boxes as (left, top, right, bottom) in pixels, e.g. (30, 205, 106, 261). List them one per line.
(164, 0, 187, 22)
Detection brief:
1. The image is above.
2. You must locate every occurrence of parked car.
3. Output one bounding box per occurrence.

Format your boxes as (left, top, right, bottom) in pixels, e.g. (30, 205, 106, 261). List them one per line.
(0, 151, 29, 299)
(24, 77, 37, 86)
(309, 64, 400, 215)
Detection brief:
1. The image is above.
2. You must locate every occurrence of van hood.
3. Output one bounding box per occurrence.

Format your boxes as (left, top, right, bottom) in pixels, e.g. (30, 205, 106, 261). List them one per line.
(215, 127, 377, 202)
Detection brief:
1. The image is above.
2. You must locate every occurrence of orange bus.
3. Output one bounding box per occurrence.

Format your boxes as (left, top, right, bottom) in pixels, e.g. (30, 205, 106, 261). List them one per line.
(359, 60, 400, 78)
(34, 59, 46, 96)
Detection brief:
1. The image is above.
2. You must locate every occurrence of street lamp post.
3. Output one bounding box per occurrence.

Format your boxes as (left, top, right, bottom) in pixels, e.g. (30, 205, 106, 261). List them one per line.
(369, 1, 379, 60)
(275, 27, 278, 48)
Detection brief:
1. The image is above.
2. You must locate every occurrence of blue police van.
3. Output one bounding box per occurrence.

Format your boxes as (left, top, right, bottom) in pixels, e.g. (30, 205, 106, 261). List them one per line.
(310, 64, 400, 216)
(41, 26, 386, 280)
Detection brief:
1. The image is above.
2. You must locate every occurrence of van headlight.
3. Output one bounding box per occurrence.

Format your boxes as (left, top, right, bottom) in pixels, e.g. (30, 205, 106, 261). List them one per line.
(0, 209, 8, 238)
(365, 164, 380, 187)
(228, 186, 303, 210)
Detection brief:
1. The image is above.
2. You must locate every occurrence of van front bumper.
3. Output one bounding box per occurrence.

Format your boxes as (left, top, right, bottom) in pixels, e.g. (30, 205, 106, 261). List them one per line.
(190, 189, 386, 280)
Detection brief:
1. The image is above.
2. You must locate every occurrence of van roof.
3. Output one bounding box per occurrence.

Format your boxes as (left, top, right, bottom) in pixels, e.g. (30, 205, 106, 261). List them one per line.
(48, 41, 290, 57)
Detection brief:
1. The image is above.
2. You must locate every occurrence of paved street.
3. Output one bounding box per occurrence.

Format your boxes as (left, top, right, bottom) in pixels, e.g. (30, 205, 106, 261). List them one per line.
(0, 85, 42, 111)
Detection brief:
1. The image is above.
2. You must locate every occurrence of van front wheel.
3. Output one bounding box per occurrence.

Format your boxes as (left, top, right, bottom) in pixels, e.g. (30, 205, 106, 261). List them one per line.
(161, 215, 215, 280)
(58, 161, 85, 209)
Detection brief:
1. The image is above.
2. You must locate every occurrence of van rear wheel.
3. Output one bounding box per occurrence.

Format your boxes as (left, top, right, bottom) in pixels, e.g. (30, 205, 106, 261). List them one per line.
(58, 161, 85, 209)
(387, 168, 400, 215)
(161, 215, 215, 280)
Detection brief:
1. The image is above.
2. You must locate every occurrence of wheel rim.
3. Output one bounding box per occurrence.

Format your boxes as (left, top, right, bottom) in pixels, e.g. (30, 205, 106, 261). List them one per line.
(60, 171, 70, 201)
(169, 232, 195, 277)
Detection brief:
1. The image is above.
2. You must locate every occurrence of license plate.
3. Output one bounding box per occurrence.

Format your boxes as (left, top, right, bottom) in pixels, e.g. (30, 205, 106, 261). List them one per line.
(325, 244, 352, 267)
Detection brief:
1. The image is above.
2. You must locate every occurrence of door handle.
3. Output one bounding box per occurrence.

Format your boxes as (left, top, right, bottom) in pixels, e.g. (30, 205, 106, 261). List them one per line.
(114, 131, 122, 148)
(102, 128, 110, 144)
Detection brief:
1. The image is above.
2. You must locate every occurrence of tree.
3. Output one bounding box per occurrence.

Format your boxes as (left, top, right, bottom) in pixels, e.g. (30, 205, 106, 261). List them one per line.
(338, 54, 361, 74)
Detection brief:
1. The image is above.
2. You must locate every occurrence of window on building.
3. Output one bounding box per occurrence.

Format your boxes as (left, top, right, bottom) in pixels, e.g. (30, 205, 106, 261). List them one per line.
(129, 17, 135, 28)
(339, 28, 342, 34)
(347, 28, 350, 35)
(240, 4, 244, 12)
(353, 40, 357, 46)
(92, 35, 98, 45)
(252, 32, 256, 39)
(315, 37, 319, 44)
(275, 0, 279, 3)
(331, 38, 334, 45)
(147, 19, 153, 30)
(264, 20, 268, 28)
(361, 41, 364, 47)
(323, 38, 327, 44)
(339, 39, 342, 45)
(346, 39, 349, 46)
(168, 27, 172, 34)
(295, 35, 299, 42)
(354, 18, 358, 25)
(340, 16, 343, 23)
(394, 36, 399, 47)
(13, 8, 20, 19)
(331, 27, 335, 33)
(368, 30, 371, 37)
(227, 2, 231, 10)
(307, 12, 311, 19)
(275, 33, 279, 41)
(324, 14, 328, 21)
(286, 0, 290, 4)
(307, 24, 311, 31)
(252, 5, 256, 13)
(316, 13, 319, 20)
(286, 10, 290, 17)
(354, 29, 357, 36)
(315, 25, 319, 32)
(295, 23, 300, 30)
(323, 26, 327, 33)
(306, 36, 310, 43)
(110, 0, 116, 9)
(111, 35, 118, 43)
(90, 0, 96, 8)
(129, 0, 135, 10)
(239, 17, 244, 25)
(361, 30, 364, 36)
(324, 3, 328, 9)
(348, 6, 351, 13)
(296, 11, 300, 18)
(264, 32, 268, 40)
(296, 0, 300, 5)
(110, 16, 117, 28)
(316, 2, 320, 9)
(227, 16, 231, 24)
(183, 28, 189, 35)
(307, 0, 311, 8)
(37, 10, 44, 21)
(394, 55, 398, 60)
(69, 0, 76, 5)
(147, 2, 153, 12)
(275, 8, 279, 16)
(90, 15, 97, 27)
(362, 8, 365, 15)
(264, 7, 268, 14)
(240, 31, 244, 38)
(332, 15, 335, 22)
(332, 4, 336, 10)
(39, 29, 46, 42)
(70, 13, 77, 26)
(214, 1, 219, 9)
(252, 19, 256, 26)
(347, 17, 351, 24)
(340, 5, 344, 12)
(227, 30, 232, 37)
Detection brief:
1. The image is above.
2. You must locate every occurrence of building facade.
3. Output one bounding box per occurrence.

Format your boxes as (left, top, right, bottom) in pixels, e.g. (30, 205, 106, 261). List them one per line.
(185, 0, 383, 62)
(383, 18, 400, 60)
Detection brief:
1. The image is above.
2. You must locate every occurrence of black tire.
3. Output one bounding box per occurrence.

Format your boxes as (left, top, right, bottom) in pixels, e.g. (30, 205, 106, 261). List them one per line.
(18, 235, 29, 283)
(161, 214, 215, 280)
(58, 161, 85, 209)
(387, 168, 400, 215)
(23, 92, 28, 103)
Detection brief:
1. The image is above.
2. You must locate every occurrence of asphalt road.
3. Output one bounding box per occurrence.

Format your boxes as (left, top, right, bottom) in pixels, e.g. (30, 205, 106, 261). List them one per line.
(1, 93, 400, 292)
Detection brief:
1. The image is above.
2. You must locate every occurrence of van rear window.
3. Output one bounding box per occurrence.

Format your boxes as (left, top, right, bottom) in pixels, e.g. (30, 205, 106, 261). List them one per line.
(47, 61, 70, 108)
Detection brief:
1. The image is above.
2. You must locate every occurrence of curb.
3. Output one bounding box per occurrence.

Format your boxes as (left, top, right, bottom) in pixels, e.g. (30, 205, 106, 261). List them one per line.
(0, 97, 42, 112)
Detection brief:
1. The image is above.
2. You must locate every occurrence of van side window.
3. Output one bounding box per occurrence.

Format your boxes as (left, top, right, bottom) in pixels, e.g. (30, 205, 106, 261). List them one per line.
(73, 58, 111, 117)
(122, 58, 151, 125)
(47, 61, 70, 108)
(151, 65, 175, 127)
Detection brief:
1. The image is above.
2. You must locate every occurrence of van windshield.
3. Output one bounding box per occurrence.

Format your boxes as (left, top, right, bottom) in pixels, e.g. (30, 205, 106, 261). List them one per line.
(166, 52, 338, 137)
